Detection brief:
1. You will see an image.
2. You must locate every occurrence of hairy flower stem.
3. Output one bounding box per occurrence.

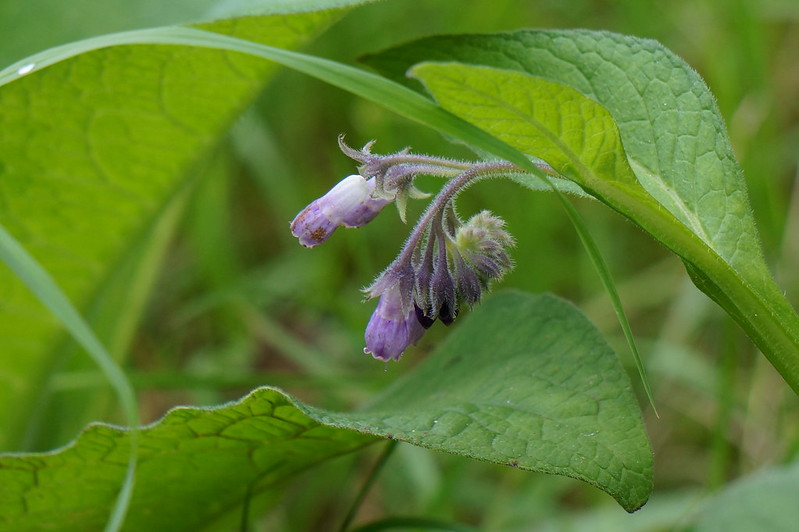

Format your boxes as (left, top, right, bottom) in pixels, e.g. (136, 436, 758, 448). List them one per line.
(344, 142, 474, 175)
(383, 163, 463, 189)
(391, 161, 520, 269)
(377, 153, 472, 172)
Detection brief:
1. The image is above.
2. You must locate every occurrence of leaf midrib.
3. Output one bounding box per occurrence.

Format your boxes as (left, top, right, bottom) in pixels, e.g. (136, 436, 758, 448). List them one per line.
(627, 156, 714, 246)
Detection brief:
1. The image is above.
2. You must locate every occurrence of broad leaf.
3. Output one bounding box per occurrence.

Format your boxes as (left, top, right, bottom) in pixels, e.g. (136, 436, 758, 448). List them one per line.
(363, 31, 767, 290)
(0, 6, 356, 451)
(362, 31, 799, 392)
(315, 291, 653, 512)
(0, 291, 652, 530)
(0, 388, 378, 532)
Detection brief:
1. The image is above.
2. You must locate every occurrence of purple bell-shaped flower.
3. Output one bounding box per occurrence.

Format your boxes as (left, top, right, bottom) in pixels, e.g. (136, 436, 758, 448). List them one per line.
(364, 282, 425, 362)
(290, 175, 391, 248)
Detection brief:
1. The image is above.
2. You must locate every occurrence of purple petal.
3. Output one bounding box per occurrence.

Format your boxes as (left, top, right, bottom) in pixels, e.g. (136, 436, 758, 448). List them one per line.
(340, 177, 392, 227)
(289, 201, 337, 248)
(454, 254, 482, 306)
(340, 199, 391, 227)
(318, 174, 371, 222)
(438, 300, 458, 326)
(364, 284, 425, 361)
(291, 175, 392, 248)
(414, 304, 436, 329)
(429, 244, 457, 323)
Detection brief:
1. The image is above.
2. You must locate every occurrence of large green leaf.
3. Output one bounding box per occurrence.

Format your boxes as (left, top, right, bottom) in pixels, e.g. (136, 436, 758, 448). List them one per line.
(0, 291, 652, 530)
(362, 30, 767, 289)
(359, 31, 799, 392)
(0, 5, 357, 452)
(0, 387, 378, 532)
(314, 291, 653, 512)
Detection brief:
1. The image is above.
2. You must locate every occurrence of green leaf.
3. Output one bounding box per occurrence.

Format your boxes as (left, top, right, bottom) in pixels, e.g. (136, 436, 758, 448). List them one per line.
(0, 222, 140, 532)
(0, 25, 575, 191)
(363, 30, 769, 290)
(315, 291, 654, 511)
(0, 7, 351, 451)
(694, 461, 799, 532)
(0, 11, 579, 457)
(0, 387, 378, 532)
(364, 32, 799, 393)
(0, 291, 652, 529)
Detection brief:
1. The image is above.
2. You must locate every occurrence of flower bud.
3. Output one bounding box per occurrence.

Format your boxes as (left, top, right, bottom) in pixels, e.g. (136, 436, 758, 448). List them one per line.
(454, 211, 515, 286)
(290, 175, 390, 248)
(452, 252, 482, 306)
(429, 246, 458, 325)
(340, 178, 392, 228)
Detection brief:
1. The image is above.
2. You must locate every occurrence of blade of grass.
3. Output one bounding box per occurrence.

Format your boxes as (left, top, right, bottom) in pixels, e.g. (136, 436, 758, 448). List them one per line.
(0, 223, 139, 532)
(554, 195, 657, 413)
(0, 27, 535, 173)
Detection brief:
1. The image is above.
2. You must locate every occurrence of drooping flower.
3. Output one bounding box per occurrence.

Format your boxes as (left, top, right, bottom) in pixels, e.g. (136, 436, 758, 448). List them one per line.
(290, 175, 391, 248)
(411, 210, 515, 331)
(364, 280, 425, 362)
(292, 136, 528, 363)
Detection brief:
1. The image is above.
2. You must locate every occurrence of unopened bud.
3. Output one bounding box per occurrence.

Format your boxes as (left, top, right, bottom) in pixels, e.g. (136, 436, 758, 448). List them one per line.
(290, 175, 390, 248)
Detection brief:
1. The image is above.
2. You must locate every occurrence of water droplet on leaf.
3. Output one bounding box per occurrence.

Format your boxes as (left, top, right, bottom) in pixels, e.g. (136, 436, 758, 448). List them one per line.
(17, 63, 35, 75)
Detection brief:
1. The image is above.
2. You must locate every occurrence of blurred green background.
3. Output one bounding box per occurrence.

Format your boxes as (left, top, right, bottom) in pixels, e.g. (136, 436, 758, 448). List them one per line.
(2, 0, 799, 530)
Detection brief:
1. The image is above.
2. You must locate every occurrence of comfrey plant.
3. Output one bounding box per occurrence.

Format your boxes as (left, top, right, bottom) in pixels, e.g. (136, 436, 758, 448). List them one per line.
(291, 137, 552, 362)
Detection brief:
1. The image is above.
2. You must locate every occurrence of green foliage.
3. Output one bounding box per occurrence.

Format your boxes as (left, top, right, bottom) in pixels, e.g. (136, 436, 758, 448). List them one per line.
(0, 4, 341, 452)
(0, 0, 376, 66)
(316, 292, 653, 511)
(1, 1, 798, 531)
(0, 292, 650, 530)
(0, 388, 376, 532)
(365, 31, 799, 393)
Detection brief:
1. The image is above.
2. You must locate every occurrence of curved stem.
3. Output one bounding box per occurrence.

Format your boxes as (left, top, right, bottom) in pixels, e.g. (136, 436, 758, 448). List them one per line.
(367, 159, 554, 300)
(393, 161, 519, 268)
(383, 163, 463, 190)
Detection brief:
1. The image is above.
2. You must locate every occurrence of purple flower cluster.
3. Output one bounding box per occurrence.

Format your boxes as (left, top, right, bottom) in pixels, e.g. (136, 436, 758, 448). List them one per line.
(364, 211, 514, 361)
(290, 139, 518, 362)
